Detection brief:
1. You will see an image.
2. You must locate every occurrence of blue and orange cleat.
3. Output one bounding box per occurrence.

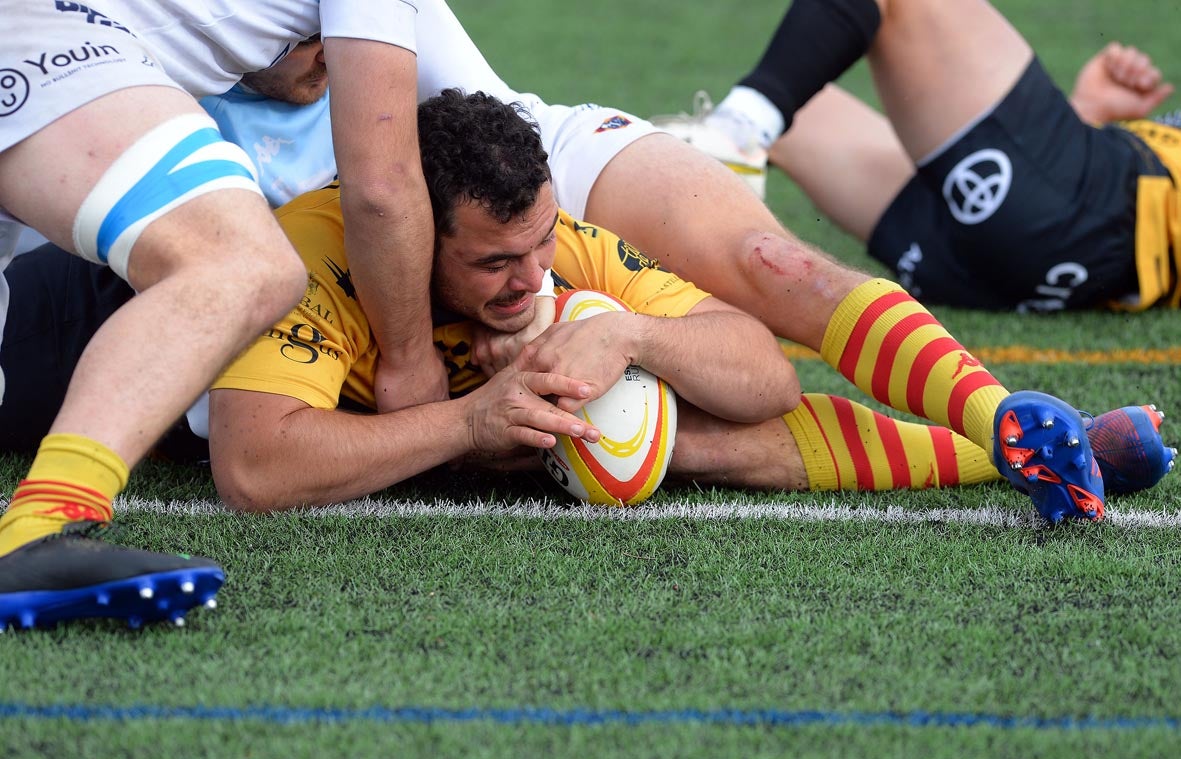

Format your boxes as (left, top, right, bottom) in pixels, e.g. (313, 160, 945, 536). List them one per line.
(0, 521, 224, 632)
(994, 391, 1105, 523)
(1087, 405, 1177, 495)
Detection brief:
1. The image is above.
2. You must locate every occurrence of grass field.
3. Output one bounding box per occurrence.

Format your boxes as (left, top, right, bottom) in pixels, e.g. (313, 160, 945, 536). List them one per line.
(4, 1, 1181, 756)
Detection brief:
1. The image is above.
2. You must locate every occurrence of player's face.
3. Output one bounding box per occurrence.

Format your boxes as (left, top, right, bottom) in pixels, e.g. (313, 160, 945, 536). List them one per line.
(239, 37, 327, 105)
(433, 182, 559, 334)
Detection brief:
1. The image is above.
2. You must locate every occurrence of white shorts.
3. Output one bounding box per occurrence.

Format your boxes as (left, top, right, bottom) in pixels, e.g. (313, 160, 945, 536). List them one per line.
(527, 100, 662, 219)
(0, 2, 182, 154)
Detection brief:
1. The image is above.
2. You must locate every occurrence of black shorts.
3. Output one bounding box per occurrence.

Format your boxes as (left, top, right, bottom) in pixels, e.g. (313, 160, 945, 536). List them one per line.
(867, 57, 1170, 311)
(0, 244, 207, 462)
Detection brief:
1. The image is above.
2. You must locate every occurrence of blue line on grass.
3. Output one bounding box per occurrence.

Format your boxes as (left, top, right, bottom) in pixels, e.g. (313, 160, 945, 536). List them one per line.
(0, 703, 1178, 730)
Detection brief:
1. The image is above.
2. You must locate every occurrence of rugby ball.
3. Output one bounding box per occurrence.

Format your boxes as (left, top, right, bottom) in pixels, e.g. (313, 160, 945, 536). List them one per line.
(538, 290, 677, 505)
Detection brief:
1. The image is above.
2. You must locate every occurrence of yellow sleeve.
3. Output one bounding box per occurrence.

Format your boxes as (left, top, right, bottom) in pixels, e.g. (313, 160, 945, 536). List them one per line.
(211, 190, 374, 408)
(550, 210, 711, 317)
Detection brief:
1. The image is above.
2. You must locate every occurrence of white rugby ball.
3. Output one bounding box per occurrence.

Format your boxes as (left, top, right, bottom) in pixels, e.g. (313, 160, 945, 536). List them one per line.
(538, 290, 677, 505)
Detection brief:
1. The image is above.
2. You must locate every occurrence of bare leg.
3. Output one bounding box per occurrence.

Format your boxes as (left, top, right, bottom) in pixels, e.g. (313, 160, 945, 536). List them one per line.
(584, 132, 866, 352)
(0, 87, 307, 466)
(670, 404, 809, 491)
(770, 84, 913, 242)
(868, 0, 1032, 160)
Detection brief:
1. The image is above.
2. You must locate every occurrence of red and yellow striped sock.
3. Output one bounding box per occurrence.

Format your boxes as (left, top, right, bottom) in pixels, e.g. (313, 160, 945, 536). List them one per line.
(784, 394, 1001, 491)
(0, 433, 129, 557)
(820, 279, 1009, 455)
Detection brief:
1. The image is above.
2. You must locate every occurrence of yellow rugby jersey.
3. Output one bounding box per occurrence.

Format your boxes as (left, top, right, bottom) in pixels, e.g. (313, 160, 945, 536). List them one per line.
(1114, 118, 1181, 310)
(211, 185, 710, 410)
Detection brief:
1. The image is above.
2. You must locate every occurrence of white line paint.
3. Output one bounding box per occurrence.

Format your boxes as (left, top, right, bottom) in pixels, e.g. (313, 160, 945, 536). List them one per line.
(118, 496, 1181, 530)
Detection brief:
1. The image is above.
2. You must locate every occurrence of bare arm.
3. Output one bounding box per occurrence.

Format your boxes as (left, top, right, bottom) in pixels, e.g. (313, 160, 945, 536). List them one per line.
(518, 296, 800, 423)
(1069, 42, 1174, 125)
(208, 368, 598, 512)
(323, 37, 447, 411)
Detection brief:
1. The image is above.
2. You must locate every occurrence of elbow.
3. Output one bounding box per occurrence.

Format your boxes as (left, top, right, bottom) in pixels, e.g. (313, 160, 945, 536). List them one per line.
(340, 164, 427, 214)
(211, 452, 295, 514)
(731, 349, 802, 423)
(729, 375, 801, 424)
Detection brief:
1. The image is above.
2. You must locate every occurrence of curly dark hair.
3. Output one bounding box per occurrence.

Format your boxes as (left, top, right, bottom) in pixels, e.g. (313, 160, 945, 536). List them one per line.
(418, 89, 551, 240)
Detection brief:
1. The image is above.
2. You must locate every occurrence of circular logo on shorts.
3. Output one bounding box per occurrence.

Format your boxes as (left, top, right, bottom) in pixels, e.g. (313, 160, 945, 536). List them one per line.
(0, 68, 30, 116)
(941, 148, 1012, 225)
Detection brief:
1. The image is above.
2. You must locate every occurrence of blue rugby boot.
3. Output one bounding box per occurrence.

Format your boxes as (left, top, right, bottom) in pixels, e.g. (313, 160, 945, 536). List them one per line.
(994, 391, 1105, 523)
(1088, 405, 1177, 495)
(0, 522, 224, 632)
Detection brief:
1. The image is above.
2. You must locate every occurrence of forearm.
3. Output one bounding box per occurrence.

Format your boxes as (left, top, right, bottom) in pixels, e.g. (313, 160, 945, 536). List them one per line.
(634, 312, 800, 422)
(211, 399, 472, 511)
(327, 38, 435, 358)
(341, 176, 435, 352)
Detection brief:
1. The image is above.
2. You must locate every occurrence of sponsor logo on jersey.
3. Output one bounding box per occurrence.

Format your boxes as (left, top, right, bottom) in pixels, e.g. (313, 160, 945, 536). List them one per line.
(571, 219, 600, 238)
(3, 40, 130, 111)
(54, 2, 133, 36)
(296, 275, 336, 323)
(0, 69, 30, 116)
(297, 296, 334, 325)
(617, 239, 663, 272)
(254, 134, 296, 167)
(435, 335, 483, 395)
(323, 257, 357, 300)
(941, 148, 1012, 225)
(594, 115, 632, 133)
(270, 323, 341, 365)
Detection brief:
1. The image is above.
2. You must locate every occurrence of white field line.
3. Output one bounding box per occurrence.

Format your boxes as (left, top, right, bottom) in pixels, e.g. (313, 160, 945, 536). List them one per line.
(118, 495, 1181, 530)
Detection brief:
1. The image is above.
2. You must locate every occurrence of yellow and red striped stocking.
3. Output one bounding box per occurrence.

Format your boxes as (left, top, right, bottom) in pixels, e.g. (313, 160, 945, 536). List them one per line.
(784, 394, 1000, 491)
(820, 279, 1009, 454)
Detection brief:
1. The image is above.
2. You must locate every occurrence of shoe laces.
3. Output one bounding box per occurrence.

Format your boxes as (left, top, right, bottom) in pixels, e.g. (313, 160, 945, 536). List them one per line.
(651, 90, 716, 124)
(689, 90, 715, 120)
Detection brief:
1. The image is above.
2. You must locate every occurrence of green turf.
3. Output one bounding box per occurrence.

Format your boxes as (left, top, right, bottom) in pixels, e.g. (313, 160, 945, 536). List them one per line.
(4, 0, 1181, 756)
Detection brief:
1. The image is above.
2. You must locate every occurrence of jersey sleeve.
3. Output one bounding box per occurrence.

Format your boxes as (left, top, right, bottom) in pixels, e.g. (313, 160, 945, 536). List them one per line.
(320, 0, 418, 52)
(550, 210, 712, 317)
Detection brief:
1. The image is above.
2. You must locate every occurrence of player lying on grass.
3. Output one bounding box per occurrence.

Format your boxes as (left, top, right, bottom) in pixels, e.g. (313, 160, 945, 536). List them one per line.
(131, 0, 1143, 521)
(1, 89, 1173, 512)
(3, 235, 1173, 507)
(3, 12, 1167, 520)
(144, 91, 1181, 511)
(205, 89, 799, 510)
(8, 0, 1142, 522)
(654, 0, 1180, 312)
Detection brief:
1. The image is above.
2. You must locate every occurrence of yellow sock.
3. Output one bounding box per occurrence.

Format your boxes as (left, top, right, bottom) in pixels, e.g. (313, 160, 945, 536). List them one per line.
(784, 393, 1002, 491)
(820, 278, 1010, 452)
(0, 433, 129, 557)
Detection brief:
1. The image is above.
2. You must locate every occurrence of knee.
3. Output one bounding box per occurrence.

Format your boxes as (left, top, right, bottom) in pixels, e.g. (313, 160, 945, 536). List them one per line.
(738, 230, 857, 295)
(247, 244, 308, 322)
